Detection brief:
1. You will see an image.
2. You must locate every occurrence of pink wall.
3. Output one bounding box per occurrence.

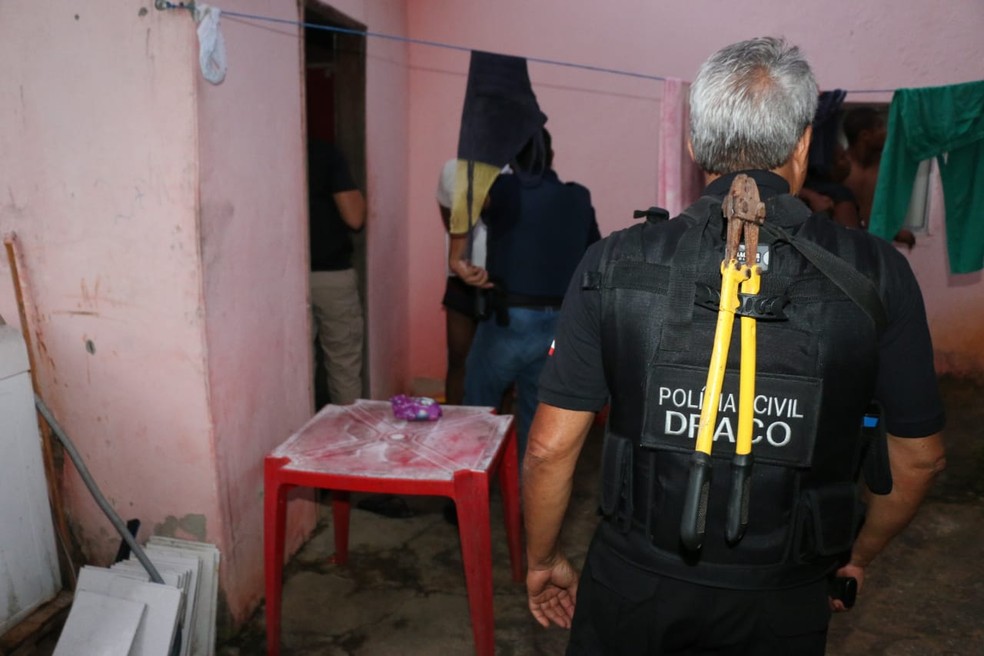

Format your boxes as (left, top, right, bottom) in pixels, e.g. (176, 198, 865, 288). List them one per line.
(0, 0, 222, 600)
(362, 3, 412, 400)
(1, 0, 414, 630)
(904, 173, 984, 378)
(403, 0, 984, 382)
(196, 0, 316, 622)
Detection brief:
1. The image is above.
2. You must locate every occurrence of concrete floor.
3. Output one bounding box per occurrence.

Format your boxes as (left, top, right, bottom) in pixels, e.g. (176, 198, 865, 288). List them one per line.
(213, 375, 984, 656)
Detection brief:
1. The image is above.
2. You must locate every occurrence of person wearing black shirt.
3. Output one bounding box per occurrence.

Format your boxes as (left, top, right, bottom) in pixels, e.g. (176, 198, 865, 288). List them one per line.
(308, 140, 366, 405)
(522, 38, 945, 655)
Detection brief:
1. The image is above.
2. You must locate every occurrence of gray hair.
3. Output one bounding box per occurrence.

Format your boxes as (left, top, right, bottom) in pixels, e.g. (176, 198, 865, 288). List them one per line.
(689, 37, 818, 174)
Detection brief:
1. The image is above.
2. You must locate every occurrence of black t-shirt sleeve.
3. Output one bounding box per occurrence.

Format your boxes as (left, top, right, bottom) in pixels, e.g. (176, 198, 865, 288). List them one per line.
(538, 240, 610, 411)
(874, 248, 946, 437)
(327, 145, 357, 194)
(309, 140, 358, 196)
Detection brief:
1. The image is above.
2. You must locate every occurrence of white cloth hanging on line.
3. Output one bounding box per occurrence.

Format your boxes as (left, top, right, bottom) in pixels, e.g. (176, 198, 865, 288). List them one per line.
(194, 3, 227, 84)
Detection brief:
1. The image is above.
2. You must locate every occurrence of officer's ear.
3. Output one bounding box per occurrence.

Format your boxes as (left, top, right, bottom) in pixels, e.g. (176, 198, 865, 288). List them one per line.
(789, 125, 813, 192)
(795, 125, 812, 164)
(688, 140, 717, 186)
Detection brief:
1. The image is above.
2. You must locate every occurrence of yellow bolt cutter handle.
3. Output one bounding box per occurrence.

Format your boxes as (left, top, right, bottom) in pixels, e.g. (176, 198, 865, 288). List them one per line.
(680, 260, 747, 551)
(726, 262, 761, 544)
(681, 173, 765, 552)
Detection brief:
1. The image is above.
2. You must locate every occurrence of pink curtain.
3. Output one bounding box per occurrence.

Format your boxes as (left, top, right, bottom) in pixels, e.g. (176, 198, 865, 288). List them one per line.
(657, 78, 704, 217)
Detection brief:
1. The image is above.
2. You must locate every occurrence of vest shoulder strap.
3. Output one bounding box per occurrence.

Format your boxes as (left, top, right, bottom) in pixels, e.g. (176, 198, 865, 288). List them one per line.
(581, 225, 623, 291)
(762, 214, 888, 334)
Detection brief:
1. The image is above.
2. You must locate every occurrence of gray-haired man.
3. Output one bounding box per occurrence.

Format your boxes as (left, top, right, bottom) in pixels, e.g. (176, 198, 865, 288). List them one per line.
(523, 37, 945, 654)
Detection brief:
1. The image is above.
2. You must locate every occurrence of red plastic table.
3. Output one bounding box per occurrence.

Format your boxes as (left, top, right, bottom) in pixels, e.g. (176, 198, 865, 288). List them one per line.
(264, 400, 522, 656)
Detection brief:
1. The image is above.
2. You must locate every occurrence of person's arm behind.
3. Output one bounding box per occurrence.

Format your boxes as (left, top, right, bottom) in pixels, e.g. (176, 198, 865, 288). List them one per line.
(448, 233, 492, 288)
(333, 189, 366, 231)
(523, 403, 595, 629)
(834, 431, 945, 610)
(831, 200, 863, 229)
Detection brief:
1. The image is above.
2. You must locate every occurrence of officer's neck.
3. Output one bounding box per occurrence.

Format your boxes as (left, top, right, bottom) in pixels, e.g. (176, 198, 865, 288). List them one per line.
(703, 161, 803, 195)
(700, 127, 812, 195)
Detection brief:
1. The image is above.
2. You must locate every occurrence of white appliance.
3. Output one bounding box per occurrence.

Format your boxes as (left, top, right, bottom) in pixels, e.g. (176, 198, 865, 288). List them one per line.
(0, 322, 61, 635)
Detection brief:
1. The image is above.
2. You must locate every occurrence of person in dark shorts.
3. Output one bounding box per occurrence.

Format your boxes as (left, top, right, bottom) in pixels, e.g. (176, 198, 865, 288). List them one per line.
(436, 158, 487, 405)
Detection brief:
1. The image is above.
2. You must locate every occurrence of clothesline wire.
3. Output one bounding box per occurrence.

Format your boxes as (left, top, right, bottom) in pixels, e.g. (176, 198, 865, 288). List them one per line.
(219, 8, 669, 82)
(164, 2, 897, 94)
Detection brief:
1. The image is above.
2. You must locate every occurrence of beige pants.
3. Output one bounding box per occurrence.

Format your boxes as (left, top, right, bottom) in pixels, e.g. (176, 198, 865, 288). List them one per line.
(310, 269, 364, 404)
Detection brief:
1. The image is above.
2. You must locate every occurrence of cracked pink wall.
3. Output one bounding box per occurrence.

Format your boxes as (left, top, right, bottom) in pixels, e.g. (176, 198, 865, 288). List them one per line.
(0, 0, 223, 607)
(0, 0, 412, 630)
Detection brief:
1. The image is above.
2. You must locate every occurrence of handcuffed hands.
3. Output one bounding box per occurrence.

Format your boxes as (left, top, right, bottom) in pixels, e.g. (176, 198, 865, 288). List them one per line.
(450, 258, 493, 288)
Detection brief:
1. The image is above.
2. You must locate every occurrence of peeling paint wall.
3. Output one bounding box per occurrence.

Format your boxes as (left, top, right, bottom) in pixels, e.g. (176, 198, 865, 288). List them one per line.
(0, 0, 325, 630)
(0, 0, 222, 593)
(1, 0, 413, 630)
(154, 513, 209, 543)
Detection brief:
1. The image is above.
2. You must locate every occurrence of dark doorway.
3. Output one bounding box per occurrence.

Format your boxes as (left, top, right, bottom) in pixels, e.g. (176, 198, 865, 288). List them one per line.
(303, 3, 368, 408)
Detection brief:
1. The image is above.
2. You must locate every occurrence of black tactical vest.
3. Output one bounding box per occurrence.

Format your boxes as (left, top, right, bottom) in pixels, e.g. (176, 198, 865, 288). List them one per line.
(589, 193, 888, 589)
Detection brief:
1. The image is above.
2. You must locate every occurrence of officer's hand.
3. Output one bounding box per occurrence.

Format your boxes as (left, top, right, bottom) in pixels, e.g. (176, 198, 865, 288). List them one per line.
(527, 555, 579, 629)
(830, 562, 865, 612)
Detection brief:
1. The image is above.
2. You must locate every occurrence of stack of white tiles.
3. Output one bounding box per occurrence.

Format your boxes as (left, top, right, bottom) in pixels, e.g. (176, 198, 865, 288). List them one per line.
(53, 537, 220, 656)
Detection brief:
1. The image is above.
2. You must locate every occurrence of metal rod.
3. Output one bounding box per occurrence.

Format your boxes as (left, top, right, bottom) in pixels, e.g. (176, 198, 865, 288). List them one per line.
(34, 395, 165, 585)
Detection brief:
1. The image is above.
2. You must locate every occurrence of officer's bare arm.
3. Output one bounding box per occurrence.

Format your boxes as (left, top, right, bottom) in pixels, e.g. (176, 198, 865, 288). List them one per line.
(523, 404, 595, 569)
(333, 189, 366, 231)
(851, 432, 946, 567)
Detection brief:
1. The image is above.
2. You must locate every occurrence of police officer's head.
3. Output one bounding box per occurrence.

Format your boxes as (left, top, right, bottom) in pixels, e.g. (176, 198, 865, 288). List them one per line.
(689, 37, 818, 181)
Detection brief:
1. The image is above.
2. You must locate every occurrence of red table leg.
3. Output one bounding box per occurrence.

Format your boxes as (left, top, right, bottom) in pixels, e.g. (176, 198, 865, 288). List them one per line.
(329, 490, 351, 565)
(497, 426, 524, 582)
(453, 469, 495, 656)
(264, 458, 291, 656)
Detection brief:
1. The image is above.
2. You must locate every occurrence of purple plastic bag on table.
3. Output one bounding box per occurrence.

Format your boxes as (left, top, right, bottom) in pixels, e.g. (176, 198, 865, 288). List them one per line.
(390, 394, 443, 421)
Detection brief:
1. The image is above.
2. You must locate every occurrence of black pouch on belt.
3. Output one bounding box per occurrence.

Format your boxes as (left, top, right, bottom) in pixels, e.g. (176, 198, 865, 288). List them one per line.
(489, 285, 510, 327)
(861, 402, 893, 495)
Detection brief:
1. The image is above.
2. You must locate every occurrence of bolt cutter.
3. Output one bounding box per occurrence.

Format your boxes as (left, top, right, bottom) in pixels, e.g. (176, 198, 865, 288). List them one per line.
(681, 174, 765, 551)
